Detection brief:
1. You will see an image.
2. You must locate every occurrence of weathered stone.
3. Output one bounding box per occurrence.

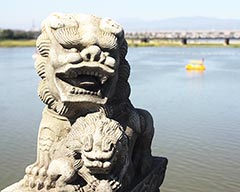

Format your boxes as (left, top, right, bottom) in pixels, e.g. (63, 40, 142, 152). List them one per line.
(2, 13, 167, 192)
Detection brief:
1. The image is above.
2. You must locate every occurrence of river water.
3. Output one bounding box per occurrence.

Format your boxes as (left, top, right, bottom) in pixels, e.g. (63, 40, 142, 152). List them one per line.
(0, 47, 240, 192)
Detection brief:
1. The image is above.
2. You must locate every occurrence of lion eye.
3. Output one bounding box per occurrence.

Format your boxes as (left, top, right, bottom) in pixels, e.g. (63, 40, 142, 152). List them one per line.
(102, 138, 114, 152)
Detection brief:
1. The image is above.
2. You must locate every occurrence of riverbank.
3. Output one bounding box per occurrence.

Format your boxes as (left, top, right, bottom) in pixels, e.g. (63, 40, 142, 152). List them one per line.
(0, 39, 36, 47)
(1, 39, 240, 48)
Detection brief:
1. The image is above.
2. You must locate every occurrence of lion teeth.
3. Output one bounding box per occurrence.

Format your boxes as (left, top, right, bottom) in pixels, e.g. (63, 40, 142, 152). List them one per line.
(75, 70, 106, 79)
(101, 76, 108, 84)
(97, 90, 102, 96)
(64, 70, 78, 77)
(70, 71, 78, 78)
(70, 87, 100, 96)
(103, 161, 111, 168)
(92, 161, 102, 167)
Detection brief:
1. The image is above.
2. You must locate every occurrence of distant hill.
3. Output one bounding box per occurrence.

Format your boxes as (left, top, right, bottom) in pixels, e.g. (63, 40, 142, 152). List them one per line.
(118, 17, 240, 32)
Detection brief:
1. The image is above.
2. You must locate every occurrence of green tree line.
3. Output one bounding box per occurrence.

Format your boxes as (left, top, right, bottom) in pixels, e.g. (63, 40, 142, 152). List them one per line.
(0, 29, 40, 40)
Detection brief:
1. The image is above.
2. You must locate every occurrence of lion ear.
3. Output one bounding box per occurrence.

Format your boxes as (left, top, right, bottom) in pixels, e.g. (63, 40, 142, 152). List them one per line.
(100, 18, 123, 38)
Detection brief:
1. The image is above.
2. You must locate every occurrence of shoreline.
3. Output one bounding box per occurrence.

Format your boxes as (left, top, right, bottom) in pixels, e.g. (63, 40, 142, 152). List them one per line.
(1, 39, 240, 48)
(0, 39, 36, 47)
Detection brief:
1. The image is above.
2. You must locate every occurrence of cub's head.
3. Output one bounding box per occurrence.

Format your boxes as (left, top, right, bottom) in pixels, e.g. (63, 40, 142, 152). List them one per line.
(70, 110, 128, 174)
(35, 13, 130, 115)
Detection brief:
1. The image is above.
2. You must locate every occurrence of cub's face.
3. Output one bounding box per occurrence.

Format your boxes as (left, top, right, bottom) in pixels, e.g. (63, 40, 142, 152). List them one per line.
(71, 112, 128, 174)
(81, 126, 128, 174)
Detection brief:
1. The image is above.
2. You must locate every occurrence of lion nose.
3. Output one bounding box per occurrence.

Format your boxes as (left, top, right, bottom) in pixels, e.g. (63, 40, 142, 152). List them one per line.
(80, 45, 101, 62)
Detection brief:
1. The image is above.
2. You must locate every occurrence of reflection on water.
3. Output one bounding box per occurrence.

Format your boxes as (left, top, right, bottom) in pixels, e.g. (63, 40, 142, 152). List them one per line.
(1, 47, 240, 192)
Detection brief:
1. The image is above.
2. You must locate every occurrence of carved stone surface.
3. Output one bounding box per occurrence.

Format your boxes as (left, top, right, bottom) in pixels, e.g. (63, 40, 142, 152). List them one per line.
(1, 13, 167, 192)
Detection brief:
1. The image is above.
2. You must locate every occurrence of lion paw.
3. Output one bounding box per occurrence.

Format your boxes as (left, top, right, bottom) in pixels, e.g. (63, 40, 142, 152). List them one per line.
(21, 163, 48, 190)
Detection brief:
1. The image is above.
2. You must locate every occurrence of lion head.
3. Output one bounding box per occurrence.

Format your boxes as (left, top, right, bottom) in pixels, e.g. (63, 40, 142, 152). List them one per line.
(35, 13, 130, 116)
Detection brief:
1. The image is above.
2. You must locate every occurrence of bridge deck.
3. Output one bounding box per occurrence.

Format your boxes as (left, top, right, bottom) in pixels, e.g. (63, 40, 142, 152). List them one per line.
(125, 31, 240, 40)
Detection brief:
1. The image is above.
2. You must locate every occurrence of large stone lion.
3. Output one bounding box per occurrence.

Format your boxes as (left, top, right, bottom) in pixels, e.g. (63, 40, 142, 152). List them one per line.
(21, 13, 154, 191)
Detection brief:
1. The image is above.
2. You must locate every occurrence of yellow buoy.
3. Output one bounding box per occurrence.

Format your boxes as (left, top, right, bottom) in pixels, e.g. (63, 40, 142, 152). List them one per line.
(185, 59, 206, 71)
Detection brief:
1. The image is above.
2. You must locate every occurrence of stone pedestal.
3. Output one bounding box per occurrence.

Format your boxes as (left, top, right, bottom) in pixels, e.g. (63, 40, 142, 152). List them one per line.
(2, 157, 167, 192)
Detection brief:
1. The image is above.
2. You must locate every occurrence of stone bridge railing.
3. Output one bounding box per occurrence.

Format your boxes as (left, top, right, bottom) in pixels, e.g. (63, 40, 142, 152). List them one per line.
(125, 31, 240, 45)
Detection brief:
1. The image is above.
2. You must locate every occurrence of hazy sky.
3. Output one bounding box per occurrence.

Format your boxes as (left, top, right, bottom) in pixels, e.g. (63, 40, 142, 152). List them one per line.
(1, 0, 240, 30)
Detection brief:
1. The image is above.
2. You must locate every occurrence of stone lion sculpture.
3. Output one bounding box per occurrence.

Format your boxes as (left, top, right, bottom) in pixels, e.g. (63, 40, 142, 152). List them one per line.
(1, 13, 167, 192)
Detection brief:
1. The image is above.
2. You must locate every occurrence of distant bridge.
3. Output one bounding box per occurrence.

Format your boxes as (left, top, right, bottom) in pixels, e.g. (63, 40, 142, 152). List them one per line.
(125, 31, 240, 45)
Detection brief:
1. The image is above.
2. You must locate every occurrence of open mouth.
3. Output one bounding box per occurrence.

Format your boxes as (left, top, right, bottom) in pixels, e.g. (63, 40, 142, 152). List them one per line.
(55, 63, 114, 99)
(83, 155, 114, 174)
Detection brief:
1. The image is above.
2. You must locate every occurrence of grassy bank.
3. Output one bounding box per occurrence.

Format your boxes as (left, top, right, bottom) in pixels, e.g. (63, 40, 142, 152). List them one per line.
(1, 39, 240, 48)
(0, 39, 36, 47)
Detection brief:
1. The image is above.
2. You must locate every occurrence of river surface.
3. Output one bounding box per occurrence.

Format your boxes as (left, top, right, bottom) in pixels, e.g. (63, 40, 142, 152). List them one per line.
(0, 47, 240, 192)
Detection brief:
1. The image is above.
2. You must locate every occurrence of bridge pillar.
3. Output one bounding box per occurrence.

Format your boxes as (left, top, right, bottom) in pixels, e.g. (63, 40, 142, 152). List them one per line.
(181, 38, 187, 45)
(224, 38, 230, 45)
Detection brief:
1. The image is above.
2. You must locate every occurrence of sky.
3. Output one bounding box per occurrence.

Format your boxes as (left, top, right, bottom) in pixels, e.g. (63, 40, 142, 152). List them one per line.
(1, 0, 240, 30)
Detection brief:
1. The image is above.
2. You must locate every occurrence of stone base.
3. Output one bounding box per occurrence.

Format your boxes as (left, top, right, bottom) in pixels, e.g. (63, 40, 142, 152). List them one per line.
(1, 157, 167, 192)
